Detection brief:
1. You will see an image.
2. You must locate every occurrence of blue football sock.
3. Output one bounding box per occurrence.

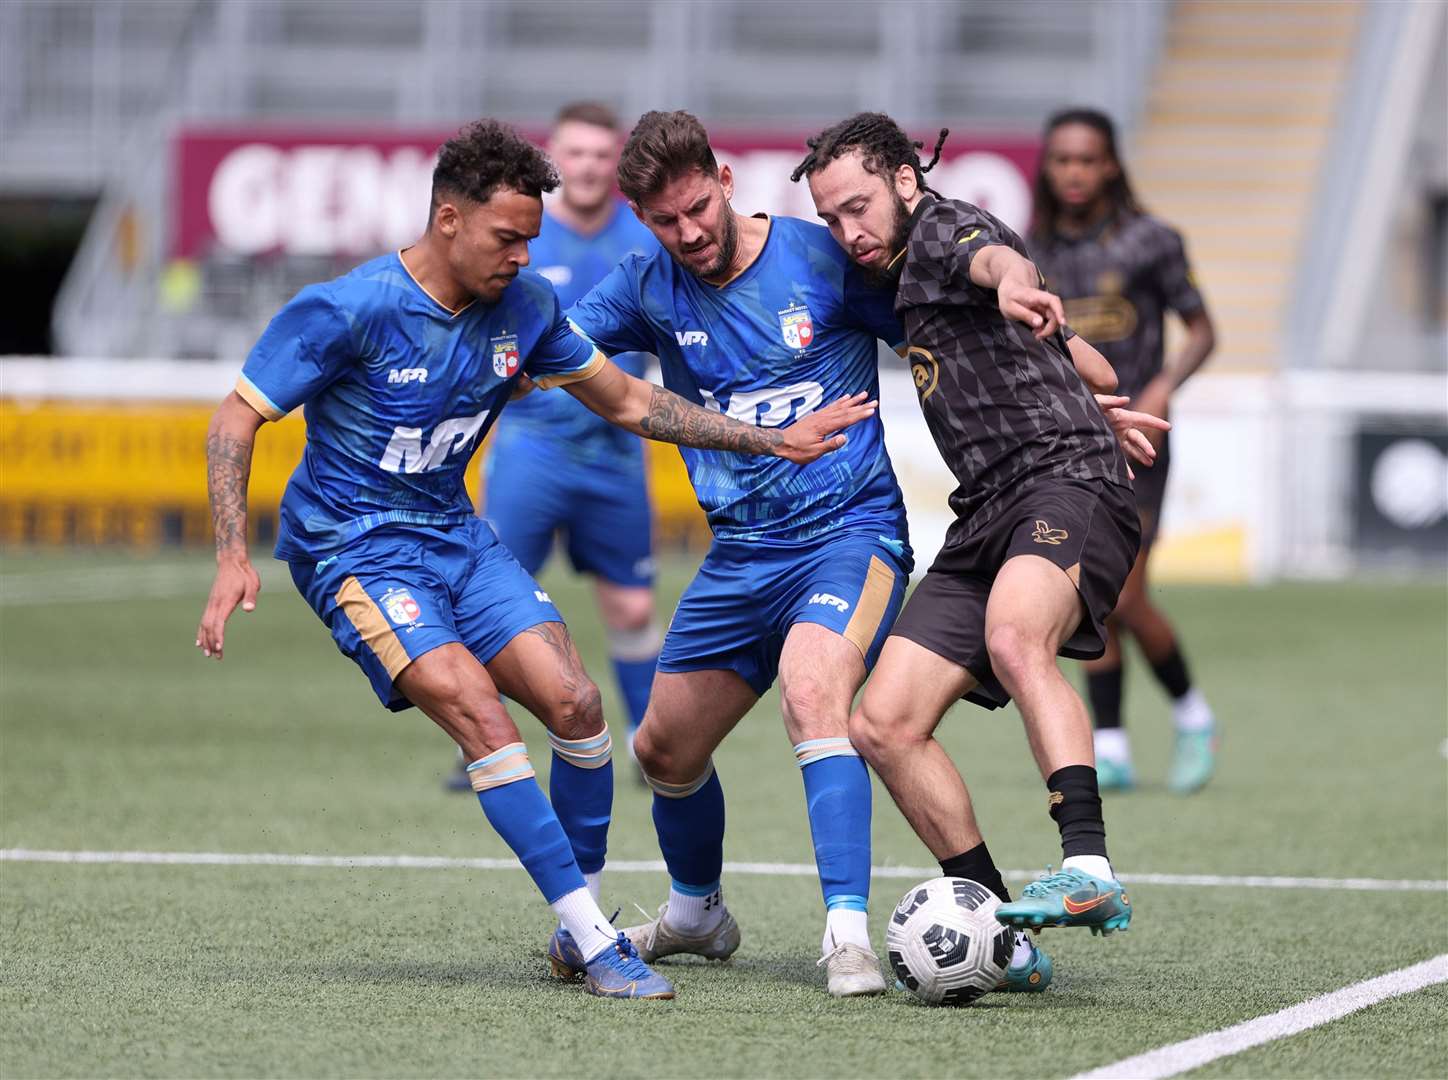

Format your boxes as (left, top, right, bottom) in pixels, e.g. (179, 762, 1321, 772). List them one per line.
(647, 762, 725, 891)
(795, 739, 872, 914)
(547, 728, 614, 875)
(611, 654, 657, 737)
(468, 744, 585, 904)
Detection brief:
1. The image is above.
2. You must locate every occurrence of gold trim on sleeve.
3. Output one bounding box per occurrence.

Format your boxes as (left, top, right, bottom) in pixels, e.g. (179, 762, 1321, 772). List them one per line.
(532, 349, 607, 389)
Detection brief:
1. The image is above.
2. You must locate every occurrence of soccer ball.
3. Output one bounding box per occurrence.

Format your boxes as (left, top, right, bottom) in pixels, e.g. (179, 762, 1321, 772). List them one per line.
(885, 876, 1013, 1006)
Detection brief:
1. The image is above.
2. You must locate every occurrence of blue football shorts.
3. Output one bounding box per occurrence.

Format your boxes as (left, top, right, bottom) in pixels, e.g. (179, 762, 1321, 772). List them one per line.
(484, 430, 654, 588)
(656, 528, 912, 695)
(288, 517, 563, 711)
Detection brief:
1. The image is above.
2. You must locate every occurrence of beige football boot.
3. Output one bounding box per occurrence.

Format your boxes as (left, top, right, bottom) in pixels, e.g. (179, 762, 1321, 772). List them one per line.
(621, 902, 741, 963)
(818, 937, 887, 998)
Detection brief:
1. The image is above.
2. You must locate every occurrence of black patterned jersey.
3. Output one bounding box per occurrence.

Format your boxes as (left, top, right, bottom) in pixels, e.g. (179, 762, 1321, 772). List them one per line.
(1032, 211, 1204, 398)
(894, 196, 1129, 539)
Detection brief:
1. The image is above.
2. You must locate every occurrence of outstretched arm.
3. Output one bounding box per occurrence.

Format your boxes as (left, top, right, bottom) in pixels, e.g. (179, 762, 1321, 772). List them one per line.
(562, 357, 877, 464)
(1066, 333, 1118, 395)
(196, 391, 267, 659)
(969, 245, 1066, 340)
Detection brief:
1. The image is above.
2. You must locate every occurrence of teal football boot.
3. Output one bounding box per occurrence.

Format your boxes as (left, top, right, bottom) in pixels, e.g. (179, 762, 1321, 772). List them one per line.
(583, 933, 676, 1000)
(997, 932, 1054, 992)
(1168, 728, 1217, 794)
(996, 868, 1132, 935)
(1095, 756, 1136, 792)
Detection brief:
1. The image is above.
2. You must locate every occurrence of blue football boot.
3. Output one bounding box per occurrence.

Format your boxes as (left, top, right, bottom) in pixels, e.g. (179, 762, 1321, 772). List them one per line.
(547, 927, 588, 980)
(997, 932, 1054, 992)
(996, 868, 1132, 935)
(583, 933, 676, 1000)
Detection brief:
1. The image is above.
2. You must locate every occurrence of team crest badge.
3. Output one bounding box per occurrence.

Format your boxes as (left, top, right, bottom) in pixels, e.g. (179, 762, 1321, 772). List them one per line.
(491, 334, 521, 378)
(778, 303, 814, 351)
(381, 587, 422, 626)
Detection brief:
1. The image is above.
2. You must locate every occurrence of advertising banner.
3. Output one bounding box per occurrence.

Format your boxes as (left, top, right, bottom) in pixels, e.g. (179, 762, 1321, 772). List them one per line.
(172, 126, 1039, 259)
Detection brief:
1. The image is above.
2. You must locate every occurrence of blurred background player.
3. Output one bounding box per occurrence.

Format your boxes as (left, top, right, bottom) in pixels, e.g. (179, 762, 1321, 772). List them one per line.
(1031, 108, 1220, 794)
(455, 102, 662, 791)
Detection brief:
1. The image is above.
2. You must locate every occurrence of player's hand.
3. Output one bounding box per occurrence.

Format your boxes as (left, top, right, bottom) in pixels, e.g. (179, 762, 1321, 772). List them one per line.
(1095, 394, 1171, 473)
(776, 391, 878, 464)
(997, 281, 1065, 339)
(1132, 374, 1172, 451)
(196, 556, 261, 660)
(509, 375, 537, 401)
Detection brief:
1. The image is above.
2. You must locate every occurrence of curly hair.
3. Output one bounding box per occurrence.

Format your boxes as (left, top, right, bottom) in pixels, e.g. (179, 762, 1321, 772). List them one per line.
(617, 110, 718, 204)
(431, 119, 559, 213)
(790, 112, 948, 197)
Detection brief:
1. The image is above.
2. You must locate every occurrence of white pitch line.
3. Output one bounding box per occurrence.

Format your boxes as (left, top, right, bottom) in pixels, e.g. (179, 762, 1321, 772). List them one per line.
(1, 849, 1444, 893)
(1070, 953, 1448, 1080)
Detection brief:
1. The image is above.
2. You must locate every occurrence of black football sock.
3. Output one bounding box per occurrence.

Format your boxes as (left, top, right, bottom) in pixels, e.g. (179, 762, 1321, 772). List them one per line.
(1150, 645, 1193, 701)
(940, 841, 1010, 903)
(1086, 665, 1124, 729)
(1046, 765, 1108, 859)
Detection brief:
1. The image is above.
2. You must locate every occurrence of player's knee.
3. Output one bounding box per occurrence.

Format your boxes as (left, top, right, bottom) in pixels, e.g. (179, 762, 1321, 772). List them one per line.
(986, 622, 1049, 684)
(633, 722, 708, 784)
(631, 724, 671, 779)
(605, 593, 656, 636)
(605, 617, 662, 661)
(849, 692, 921, 763)
(538, 676, 605, 741)
(781, 678, 841, 738)
(847, 705, 889, 764)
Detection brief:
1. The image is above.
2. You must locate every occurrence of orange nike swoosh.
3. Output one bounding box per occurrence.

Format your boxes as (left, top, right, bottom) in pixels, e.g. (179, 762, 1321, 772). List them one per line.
(1062, 893, 1115, 916)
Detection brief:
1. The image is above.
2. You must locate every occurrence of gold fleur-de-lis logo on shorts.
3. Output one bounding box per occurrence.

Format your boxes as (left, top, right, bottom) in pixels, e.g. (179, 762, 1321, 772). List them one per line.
(1032, 520, 1069, 545)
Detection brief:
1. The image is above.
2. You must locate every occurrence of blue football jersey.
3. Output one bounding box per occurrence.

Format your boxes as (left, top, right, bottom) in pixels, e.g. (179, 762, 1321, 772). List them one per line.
(499, 202, 658, 461)
(236, 253, 602, 561)
(568, 215, 909, 547)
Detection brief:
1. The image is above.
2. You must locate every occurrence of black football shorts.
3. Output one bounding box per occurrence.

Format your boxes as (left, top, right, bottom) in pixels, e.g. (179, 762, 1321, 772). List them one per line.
(890, 476, 1141, 710)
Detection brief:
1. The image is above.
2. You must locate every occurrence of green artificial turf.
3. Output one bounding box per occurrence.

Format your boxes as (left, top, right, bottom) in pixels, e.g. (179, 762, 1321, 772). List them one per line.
(2, 551, 1444, 1077)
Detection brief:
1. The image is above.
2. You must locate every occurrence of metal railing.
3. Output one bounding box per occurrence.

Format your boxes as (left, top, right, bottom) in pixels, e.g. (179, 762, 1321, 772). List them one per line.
(29, 0, 1172, 358)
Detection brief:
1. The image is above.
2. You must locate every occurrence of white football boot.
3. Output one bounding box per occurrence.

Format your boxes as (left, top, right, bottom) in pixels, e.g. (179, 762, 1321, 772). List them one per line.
(621, 902, 741, 964)
(818, 934, 886, 997)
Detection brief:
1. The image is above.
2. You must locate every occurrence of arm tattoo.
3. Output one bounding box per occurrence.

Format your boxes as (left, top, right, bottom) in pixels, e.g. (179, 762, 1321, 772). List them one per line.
(638, 384, 785, 455)
(206, 432, 254, 557)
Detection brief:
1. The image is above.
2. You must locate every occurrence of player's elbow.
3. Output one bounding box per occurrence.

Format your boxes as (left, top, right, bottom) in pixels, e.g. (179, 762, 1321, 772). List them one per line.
(1197, 320, 1218, 358)
(212, 391, 266, 438)
(1093, 364, 1118, 395)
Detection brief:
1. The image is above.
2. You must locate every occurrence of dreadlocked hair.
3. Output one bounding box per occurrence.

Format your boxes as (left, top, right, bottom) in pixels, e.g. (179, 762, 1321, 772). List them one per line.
(1031, 107, 1143, 243)
(431, 119, 559, 215)
(790, 112, 949, 196)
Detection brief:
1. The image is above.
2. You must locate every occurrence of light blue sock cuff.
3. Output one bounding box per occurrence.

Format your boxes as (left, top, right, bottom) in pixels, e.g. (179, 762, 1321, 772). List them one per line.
(670, 877, 721, 898)
(825, 893, 869, 912)
(465, 743, 535, 792)
(794, 737, 860, 769)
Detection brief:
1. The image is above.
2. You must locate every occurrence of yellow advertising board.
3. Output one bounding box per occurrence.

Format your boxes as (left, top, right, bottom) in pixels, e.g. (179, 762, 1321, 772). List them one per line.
(0, 399, 708, 549)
